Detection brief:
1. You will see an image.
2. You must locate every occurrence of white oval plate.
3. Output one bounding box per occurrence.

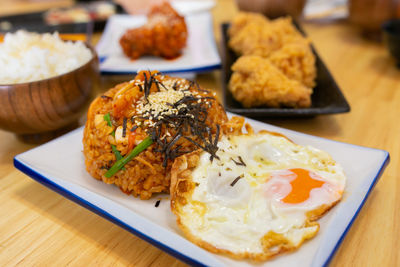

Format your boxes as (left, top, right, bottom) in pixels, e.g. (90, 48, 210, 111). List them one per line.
(96, 3, 220, 75)
(14, 114, 389, 267)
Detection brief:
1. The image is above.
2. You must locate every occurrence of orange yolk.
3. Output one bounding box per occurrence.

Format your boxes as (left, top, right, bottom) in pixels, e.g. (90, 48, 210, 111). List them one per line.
(281, 168, 325, 204)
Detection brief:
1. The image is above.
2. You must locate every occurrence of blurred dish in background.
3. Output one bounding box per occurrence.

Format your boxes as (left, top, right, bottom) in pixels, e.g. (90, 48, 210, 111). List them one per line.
(382, 19, 400, 65)
(0, 1, 117, 34)
(96, 1, 220, 74)
(303, 0, 348, 21)
(115, 0, 166, 15)
(235, 0, 349, 21)
(235, 0, 307, 19)
(349, 0, 400, 38)
(45, 1, 115, 25)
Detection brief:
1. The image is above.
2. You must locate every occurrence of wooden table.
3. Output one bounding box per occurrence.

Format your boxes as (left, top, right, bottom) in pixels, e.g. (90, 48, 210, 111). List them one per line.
(1, 0, 399, 266)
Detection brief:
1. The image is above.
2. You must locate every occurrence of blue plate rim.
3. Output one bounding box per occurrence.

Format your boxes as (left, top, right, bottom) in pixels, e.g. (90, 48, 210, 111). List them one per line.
(321, 151, 390, 266)
(13, 157, 208, 267)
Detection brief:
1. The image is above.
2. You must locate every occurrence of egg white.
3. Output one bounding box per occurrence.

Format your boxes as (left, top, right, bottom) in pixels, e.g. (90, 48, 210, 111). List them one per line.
(179, 132, 346, 256)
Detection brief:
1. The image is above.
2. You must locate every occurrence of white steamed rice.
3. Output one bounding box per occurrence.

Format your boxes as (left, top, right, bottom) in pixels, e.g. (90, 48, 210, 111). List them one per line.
(0, 30, 92, 84)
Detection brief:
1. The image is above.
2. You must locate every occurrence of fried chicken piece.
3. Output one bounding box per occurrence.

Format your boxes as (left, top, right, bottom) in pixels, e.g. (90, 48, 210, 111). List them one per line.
(269, 40, 316, 88)
(228, 11, 270, 37)
(228, 12, 317, 92)
(229, 55, 312, 108)
(229, 15, 302, 57)
(270, 16, 304, 44)
(120, 2, 187, 60)
(228, 18, 278, 58)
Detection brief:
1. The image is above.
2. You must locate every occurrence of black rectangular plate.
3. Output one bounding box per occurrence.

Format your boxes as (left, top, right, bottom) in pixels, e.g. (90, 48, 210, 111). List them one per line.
(221, 23, 350, 118)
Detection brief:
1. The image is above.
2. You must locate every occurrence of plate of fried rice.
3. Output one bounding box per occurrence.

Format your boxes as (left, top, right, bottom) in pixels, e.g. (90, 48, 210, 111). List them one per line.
(14, 71, 389, 266)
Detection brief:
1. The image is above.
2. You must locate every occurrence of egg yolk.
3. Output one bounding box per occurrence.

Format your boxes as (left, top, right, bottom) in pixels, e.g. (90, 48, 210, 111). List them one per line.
(281, 168, 325, 204)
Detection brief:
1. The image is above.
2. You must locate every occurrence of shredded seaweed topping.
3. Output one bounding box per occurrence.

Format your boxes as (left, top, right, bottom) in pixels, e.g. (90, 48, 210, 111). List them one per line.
(130, 125, 138, 132)
(137, 72, 221, 166)
(143, 72, 149, 100)
(172, 81, 178, 90)
(230, 174, 244, 187)
(142, 71, 163, 101)
(154, 78, 168, 90)
(231, 156, 246, 166)
(122, 117, 127, 138)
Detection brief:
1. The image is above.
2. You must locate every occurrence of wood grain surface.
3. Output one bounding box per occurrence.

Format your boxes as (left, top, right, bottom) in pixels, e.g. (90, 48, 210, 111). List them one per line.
(1, 0, 399, 266)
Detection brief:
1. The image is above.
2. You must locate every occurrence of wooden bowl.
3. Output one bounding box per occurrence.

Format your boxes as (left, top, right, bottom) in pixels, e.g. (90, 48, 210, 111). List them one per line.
(0, 45, 99, 142)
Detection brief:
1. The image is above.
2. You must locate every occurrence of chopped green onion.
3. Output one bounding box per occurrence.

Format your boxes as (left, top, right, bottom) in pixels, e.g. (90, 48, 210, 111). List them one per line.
(111, 144, 123, 161)
(104, 113, 112, 126)
(105, 136, 154, 178)
(104, 113, 122, 166)
(104, 113, 115, 137)
(111, 144, 125, 170)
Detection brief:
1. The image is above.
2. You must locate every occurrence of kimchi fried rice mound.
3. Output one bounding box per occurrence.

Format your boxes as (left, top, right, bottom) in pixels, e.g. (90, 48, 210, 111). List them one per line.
(83, 71, 227, 199)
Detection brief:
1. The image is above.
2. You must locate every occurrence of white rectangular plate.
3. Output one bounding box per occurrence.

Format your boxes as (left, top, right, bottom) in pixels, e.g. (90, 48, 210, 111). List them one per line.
(96, 10, 221, 74)
(14, 114, 389, 267)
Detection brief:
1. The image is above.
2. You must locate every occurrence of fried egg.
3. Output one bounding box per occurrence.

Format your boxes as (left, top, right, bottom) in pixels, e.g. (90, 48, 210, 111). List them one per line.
(170, 131, 346, 261)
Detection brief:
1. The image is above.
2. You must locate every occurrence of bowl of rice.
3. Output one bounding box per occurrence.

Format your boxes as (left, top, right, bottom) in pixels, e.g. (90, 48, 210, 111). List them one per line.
(0, 30, 99, 142)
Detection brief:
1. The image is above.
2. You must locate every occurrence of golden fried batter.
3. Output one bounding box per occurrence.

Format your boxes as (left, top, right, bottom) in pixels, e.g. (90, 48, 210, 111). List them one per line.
(229, 55, 312, 108)
(269, 41, 316, 88)
(229, 15, 303, 58)
(228, 12, 316, 107)
(228, 12, 270, 37)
